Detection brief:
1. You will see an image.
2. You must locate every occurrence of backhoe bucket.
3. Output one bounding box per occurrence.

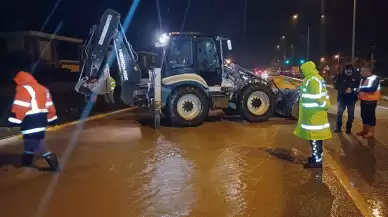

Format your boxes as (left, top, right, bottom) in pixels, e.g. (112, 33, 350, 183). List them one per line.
(275, 88, 299, 119)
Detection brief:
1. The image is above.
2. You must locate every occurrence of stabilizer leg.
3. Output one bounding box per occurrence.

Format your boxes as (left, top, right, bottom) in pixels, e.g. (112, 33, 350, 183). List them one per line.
(153, 68, 162, 129)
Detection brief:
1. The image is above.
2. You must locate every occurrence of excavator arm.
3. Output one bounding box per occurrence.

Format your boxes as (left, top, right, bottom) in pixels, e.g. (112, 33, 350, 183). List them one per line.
(75, 9, 141, 105)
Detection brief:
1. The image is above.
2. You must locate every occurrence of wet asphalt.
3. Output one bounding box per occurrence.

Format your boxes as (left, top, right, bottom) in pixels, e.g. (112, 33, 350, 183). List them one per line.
(3, 76, 388, 217)
(0, 106, 363, 217)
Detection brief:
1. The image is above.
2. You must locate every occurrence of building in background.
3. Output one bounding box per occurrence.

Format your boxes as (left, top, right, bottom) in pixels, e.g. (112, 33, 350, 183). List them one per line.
(0, 31, 83, 73)
(0, 31, 161, 81)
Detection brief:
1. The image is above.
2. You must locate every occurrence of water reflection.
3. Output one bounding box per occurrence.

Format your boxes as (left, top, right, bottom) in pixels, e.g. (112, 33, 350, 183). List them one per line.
(370, 199, 383, 217)
(210, 147, 247, 217)
(140, 135, 195, 217)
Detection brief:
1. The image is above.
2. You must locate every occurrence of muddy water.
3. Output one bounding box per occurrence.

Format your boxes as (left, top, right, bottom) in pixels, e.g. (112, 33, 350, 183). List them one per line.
(0, 110, 361, 217)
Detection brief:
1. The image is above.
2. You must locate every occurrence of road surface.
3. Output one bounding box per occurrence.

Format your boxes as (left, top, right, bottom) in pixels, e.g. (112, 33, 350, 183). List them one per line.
(0, 109, 362, 217)
(284, 76, 388, 217)
(0, 76, 386, 216)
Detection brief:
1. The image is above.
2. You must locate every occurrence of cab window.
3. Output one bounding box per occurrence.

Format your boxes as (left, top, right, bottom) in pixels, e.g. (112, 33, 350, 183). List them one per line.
(196, 38, 219, 71)
(166, 36, 193, 69)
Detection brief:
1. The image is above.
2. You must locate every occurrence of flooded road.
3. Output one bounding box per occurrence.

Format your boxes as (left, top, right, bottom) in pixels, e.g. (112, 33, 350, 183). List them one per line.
(285, 76, 388, 217)
(0, 108, 362, 217)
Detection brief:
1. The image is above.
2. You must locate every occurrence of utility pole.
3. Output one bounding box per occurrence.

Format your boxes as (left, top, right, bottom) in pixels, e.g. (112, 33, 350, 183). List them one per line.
(242, 0, 248, 42)
(351, 0, 356, 64)
(320, 0, 326, 59)
(291, 44, 295, 65)
(307, 25, 310, 60)
(371, 45, 376, 70)
(281, 36, 286, 68)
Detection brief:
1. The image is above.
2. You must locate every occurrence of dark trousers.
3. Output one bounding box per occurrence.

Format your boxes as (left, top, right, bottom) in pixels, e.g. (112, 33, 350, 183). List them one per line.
(310, 140, 323, 163)
(24, 139, 51, 157)
(336, 100, 356, 131)
(360, 100, 377, 126)
(104, 92, 115, 104)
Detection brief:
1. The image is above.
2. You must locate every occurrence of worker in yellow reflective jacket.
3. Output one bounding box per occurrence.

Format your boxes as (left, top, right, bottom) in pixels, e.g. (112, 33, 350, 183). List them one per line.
(101, 64, 116, 104)
(105, 75, 116, 104)
(294, 61, 332, 168)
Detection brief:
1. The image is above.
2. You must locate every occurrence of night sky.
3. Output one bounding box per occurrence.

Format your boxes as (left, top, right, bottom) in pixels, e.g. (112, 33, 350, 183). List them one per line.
(0, 0, 387, 68)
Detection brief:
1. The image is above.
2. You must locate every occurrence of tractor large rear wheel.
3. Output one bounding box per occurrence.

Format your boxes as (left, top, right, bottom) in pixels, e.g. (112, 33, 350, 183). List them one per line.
(239, 84, 275, 122)
(168, 86, 210, 127)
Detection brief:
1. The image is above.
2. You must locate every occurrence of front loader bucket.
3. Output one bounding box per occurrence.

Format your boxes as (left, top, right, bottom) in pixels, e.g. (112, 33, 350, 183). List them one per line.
(275, 88, 300, 119)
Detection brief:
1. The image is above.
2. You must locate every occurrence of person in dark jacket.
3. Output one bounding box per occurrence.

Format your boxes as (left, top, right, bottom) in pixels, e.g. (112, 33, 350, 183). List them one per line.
(333, 64, 361, 134)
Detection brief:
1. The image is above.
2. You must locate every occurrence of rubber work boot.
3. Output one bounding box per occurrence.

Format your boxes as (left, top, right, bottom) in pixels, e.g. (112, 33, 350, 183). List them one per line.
(44, 153, 60, 172)
(356, 124, 368, 137)
(21, 153, 34, 167)
(363, 126, 375, 138)
(304, 157, 323, 168)
(304, 141, 323, 169)
(333, 127, 341, 133)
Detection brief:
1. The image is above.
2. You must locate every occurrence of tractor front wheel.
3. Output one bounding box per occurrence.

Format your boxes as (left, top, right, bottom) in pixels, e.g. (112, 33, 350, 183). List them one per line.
(239, 84, 275, 122)
(168, 86, 210, 127)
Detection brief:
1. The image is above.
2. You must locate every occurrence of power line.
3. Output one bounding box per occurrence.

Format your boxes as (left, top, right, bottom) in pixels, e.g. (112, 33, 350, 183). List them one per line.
(180, 0, 192, 32)
(156, 0, 163, 32)
(242, 0, 248, 42)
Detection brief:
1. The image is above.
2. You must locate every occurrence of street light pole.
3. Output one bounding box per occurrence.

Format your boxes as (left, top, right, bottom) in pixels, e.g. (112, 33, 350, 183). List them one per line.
(351, 0, 356, 64)
(307, 25, 310, 60)
(292, 14, 310, 61)
(320, 0, 326, 58)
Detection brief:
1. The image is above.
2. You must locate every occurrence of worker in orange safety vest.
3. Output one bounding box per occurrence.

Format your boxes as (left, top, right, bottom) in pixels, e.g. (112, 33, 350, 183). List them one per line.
(7, 54, 59, 171)
(356, 67, 380, 138)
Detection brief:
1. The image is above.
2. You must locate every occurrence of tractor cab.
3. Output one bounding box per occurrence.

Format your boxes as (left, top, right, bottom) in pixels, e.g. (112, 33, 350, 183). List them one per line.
(155, 32, 232, 86)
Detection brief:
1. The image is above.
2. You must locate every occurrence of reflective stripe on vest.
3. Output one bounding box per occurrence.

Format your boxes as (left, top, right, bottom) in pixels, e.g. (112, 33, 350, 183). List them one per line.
(45, 90, 57, 122)
(110, 81, 115, 91)
(20, 85, 47, 135)
(359, 75, 377, 89)
(8, 117, 22, 124)
(359, 75, 380, 101)
(301, 123, 330, 130)
(301, 76, 329, 108)
(23, 85, 48, 115)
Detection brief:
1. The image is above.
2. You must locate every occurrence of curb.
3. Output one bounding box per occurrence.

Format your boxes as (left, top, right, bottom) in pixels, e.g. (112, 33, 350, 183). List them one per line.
(0, 107, 135, 148)
(323, 147, 373, 217)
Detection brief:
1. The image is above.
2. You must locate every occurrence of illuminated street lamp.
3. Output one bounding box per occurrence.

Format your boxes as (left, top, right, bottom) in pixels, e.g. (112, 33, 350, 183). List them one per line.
(334, 54, 340, 64)
(281, 36, 286, 40)
(293, 14, 298, 20)
(320, 57, 325, 62)
(276, 45, 280, 49)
